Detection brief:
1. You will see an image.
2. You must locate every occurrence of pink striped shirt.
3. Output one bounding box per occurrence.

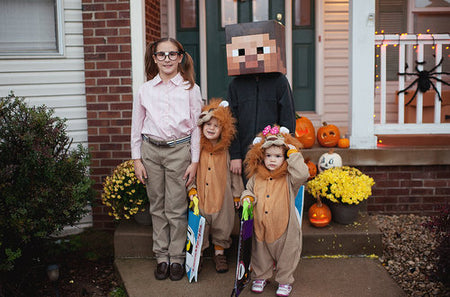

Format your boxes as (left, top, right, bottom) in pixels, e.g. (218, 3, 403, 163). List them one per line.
(131, 73, 203, 162)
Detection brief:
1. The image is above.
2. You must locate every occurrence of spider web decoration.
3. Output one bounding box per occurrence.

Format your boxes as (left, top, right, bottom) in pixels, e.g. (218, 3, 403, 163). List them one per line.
(397, 58, 450, 106)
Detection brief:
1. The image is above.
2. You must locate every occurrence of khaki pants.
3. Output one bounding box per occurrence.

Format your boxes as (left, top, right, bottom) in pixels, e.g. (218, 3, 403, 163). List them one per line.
(141, 141, 190, 265)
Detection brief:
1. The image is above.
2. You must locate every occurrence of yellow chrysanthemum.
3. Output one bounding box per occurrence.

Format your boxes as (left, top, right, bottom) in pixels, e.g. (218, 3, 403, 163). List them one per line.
(307, 166, 375, 205)
(101, 160, 148, 221)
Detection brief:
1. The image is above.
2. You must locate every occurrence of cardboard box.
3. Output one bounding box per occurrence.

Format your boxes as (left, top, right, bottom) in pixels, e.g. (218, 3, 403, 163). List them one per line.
(397, 90, 450, 123)
(225, 20, 286, 76)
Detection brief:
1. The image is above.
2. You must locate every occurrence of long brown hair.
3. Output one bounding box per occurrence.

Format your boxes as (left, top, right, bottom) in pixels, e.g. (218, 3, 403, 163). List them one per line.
(145, 37, 196, 89)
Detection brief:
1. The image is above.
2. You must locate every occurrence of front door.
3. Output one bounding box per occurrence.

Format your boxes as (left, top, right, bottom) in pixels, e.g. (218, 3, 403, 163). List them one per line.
(176, 0, 315, 111)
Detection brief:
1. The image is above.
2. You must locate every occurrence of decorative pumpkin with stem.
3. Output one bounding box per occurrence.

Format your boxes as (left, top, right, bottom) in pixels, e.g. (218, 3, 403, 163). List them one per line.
(304, 158, 317, 180)
(338, 137, 350, 148)
(317, 122, 340, 147)
(295, 113, 315, 148)
(308, 196, 332, 228)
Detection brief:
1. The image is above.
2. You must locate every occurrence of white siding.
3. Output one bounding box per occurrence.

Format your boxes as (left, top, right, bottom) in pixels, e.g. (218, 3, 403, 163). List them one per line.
(322, 0, 350, 132)
(0, 0, 87, 145)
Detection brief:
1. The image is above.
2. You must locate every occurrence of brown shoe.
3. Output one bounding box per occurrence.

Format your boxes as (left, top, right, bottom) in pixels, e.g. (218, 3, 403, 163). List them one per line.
(214, 254, 228, 273)
(154, 262, 169, 280)
(169, 263, 184, 281)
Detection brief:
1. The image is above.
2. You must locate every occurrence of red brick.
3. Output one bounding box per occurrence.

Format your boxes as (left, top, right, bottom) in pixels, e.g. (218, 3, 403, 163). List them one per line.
(83, 20, 106, 28)
(108, 36, 131, 44)
(96, 61, 120, 69)
(82, 4, 105, 11)
(112, 151, 131, 158)
(98, 94, 121, 102)
(400, 180, 423, 187)
(95, 11, 117, 19)
(106, 19, 130, 27)
(85, 53, 106, 60)
(87, 119, 110, 127)
(110, 69, 131, 77)
(86, 86, 108, 94)
(109, 86, 132, 93)
(107, 52, 131, 60)
(105, 3, 130, 10)
(99, 127, 122, 134)
(111, 102, 132, 110)
(100, 143, 123, 150)
(84, 37, 106, 45)
(410, 188, 435, 196)
(111, 135, 130, 142)
(89, 135, 111, 142)
(99, 111, 121, 118)
(87, 103, 109, 110)
(91, 151, 112, 159)
(398, 196, 422, 203)
(386, 188, 410, 196)
(85, 70, 108, 77)
(374, 180, 400, 188)
(95, 28, 118, 36)
(388, 172, 412, 179)
(436, 188, 450, 195)
(97, 78, 120, 85)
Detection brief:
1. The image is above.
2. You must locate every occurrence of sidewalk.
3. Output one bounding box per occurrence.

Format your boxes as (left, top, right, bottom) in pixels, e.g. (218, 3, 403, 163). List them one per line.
(115, 256, 406, 297)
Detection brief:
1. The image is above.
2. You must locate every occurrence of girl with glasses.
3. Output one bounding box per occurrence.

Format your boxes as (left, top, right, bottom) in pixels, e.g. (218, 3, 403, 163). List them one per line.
(131, 37, 203, 281)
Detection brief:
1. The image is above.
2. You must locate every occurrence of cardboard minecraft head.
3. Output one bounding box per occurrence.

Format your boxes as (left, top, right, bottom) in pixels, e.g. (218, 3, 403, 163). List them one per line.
(225, 20, 286, 76)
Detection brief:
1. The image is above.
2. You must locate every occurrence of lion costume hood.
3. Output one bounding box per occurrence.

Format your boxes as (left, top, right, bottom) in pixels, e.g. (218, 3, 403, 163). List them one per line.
(197, 98, 236, 153)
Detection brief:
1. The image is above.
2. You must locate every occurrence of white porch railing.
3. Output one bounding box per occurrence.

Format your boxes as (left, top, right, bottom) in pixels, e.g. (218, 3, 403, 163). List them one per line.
(374, 33, 450, 135)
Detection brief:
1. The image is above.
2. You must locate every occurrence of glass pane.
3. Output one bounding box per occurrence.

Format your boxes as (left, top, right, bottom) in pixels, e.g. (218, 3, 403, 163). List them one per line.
(414, 13, 450, 71)
(253, 0, 268, 22)
(294, 0, 311, 26)
(222, 0, 237, 27)
(415, 0, 450, 8)
(180, 0, 197, 28)
(0, 0, 57, 53)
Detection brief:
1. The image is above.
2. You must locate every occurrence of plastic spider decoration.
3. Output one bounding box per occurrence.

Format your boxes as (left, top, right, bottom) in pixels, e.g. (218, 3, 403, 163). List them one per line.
(397, 58, 449, 106)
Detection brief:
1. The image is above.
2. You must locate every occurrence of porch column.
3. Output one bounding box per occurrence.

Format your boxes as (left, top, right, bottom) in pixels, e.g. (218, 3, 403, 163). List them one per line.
(348, 0, 377, 148)
(130, 0, 146, 96)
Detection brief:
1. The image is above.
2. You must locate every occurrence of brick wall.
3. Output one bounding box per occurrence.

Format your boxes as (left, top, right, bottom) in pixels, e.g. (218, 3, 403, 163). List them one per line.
(82, 0, 160, 229)
(364, 165, 450, 215)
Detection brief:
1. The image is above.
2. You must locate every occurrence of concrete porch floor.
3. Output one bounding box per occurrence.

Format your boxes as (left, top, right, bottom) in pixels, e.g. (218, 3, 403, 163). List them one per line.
(115, 256, 406, 297)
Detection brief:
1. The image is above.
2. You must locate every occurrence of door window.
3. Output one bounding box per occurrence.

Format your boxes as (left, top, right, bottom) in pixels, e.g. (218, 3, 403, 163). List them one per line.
(221, 0, 238, 27)
(252, 0, 269, 22)
(294, 0, 311, 26)
(180, 0, 197, 28)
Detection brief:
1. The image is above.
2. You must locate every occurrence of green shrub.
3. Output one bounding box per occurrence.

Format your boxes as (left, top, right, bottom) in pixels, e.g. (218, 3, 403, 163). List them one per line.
(0, 91, 95, 272)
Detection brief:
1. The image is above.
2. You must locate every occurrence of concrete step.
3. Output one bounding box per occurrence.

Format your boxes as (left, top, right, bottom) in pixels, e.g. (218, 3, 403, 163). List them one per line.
(114, 211, 382, 259)
(115, 257, 406, 297)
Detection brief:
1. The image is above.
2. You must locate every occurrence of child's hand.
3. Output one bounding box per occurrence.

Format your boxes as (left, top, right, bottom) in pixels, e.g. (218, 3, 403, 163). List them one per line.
(234, 199, 241, 209)
(183, 162, 198, 187)
(230, 159, 242, 175)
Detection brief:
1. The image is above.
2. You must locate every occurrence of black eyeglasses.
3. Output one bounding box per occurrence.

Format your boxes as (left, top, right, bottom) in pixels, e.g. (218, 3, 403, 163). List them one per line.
(153, 51, 183, 61)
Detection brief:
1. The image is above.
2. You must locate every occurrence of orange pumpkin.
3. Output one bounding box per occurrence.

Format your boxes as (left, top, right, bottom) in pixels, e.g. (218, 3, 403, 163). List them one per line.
(317, 122, 340, 147)
(338, 138, 350, 148)
(295, 114, 315, 148)
(305, 158, 317, 180)
(308, 199, 332, 228)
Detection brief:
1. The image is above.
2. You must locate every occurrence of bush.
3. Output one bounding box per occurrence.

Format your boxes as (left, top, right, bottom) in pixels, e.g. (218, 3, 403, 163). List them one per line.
(0, 91, 95, 272)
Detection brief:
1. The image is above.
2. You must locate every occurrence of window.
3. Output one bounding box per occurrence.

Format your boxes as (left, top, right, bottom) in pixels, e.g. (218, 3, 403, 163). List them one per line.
(0, 0, 64, 56)
(376, 0, 450, 80)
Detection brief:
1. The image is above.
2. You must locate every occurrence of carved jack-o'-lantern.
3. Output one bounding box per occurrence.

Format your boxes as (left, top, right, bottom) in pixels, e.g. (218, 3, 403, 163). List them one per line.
(295, 114, 315, 149)
(318, 149, 342, 172)
(308, 199, 332, 228)
(317, 122, 340, 147)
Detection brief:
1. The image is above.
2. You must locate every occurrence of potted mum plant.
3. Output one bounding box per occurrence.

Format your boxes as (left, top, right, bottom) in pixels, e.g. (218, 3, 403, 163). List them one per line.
(306, 166, 375, 224)
(101, 160, 149, 224)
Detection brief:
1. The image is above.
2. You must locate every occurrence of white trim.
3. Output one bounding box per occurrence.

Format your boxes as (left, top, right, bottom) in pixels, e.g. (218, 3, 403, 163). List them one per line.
(168, 0, 176, 38)
(199, 0, 207, 100)
(130, 0, 146, 97)
(285, 0, 292, 85)
(315, 0, 324, 116)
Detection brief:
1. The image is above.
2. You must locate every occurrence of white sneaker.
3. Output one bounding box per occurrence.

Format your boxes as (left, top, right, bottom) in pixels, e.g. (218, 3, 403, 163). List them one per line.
(276, 284, 292, 297)
(251, 279, 267, 293)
